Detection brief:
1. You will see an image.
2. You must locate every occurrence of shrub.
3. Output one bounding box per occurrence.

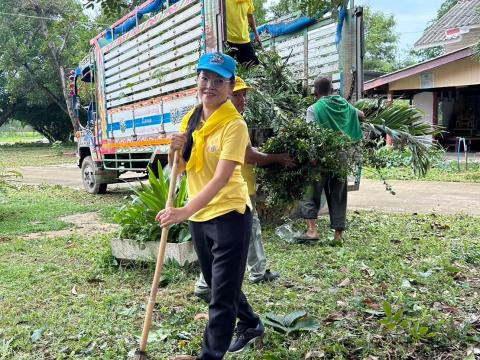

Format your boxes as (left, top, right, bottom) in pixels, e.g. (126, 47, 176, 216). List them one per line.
(114, 161, 190, 245)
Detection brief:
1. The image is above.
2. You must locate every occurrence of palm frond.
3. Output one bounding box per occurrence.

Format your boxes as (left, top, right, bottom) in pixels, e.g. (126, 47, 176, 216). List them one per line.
(357, 99, 443, 176)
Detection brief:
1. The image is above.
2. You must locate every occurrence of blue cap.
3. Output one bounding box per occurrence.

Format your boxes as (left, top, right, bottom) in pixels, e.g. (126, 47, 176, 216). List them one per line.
(197, 52, 236, 79)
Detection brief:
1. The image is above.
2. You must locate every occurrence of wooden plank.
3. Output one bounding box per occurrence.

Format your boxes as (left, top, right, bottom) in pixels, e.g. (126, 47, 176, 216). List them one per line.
(107, 66, 194, 100)
(105, 41, 200, 83)
(107, 77, 197, 108)
(104, 28, 202, 79)
(104, 16, 202, 70)
(103, 2, 201, 61)
(106, 52, 199, 92)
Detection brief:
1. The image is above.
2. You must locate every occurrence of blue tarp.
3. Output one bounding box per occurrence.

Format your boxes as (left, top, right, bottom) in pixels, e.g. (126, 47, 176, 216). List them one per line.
(252, 7, 346, 45)
(102, 0, 181, 45)
(254, 16, 317, 38)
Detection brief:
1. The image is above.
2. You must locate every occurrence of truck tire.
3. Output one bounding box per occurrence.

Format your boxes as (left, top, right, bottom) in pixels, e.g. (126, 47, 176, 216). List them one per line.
(81, 156, 107, 194)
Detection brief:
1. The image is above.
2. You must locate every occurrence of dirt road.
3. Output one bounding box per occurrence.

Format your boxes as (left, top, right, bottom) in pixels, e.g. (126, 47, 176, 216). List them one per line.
(16, 164, 480, 216)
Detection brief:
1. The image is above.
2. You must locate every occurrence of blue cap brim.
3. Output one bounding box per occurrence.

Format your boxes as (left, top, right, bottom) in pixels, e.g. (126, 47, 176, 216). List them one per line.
(197, 65, 233, 79)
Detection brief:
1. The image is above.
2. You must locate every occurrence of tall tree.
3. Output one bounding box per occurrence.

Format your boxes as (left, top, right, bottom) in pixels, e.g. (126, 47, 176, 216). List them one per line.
(269, 0, 347, 19)
(363, 6, 399, 73)
(0, 0, 99, 139)
(253, 0, 267, 25)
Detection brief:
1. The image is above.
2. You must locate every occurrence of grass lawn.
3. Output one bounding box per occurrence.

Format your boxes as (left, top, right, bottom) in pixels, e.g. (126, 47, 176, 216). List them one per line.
(1, 186, 480, 359)
(0, 143, 77, 168)
(0, 185, 127, 237)
(0, 132, 45, 144)
(363, 162, 480, 183)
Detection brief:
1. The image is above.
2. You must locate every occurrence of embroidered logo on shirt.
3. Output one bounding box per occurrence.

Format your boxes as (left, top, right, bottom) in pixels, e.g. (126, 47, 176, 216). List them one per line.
(210, 144, 217, 152)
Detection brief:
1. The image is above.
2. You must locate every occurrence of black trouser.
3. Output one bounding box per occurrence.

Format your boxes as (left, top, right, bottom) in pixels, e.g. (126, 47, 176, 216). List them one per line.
(190, 209, 259, 360)
(226, 41, 260, 67)
(299, 173, 347, 231)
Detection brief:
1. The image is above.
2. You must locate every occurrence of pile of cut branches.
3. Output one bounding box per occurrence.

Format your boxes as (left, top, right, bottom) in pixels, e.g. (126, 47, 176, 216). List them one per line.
(238, 50, 441, 207)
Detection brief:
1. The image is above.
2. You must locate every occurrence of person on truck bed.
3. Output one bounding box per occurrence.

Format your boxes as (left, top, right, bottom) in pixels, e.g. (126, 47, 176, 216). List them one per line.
(296, 76, 364, 243)
(225, 0, 262, 66)
(157, 52, 263, 360)
(193, 76, 295, 302)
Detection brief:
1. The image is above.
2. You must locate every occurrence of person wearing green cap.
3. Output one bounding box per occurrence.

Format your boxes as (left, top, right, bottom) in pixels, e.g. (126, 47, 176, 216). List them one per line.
(297, 76, 364, 242)
(193, 76, 294, 302)
(157, 53, 263, 360)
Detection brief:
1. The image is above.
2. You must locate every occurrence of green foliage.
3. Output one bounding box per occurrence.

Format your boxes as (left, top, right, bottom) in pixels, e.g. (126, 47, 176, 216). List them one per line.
(379, 301, 437, 343)
(264, 310, 320, 335)
(0, 0, 99, 141)
(237, 50, 310, 130)
(363, 6, 399, 73)
(2, 206, 480, 358)
(269, 0, 348, 19)
(357, 99, 442, 177)
(50, 141, 64, 157)
(252, 0, 268, 24)
(256, 119, 357, 206)
(364, 145, 445, 171)
(114, 162, 190, 244)
(0, 169, 21, 203)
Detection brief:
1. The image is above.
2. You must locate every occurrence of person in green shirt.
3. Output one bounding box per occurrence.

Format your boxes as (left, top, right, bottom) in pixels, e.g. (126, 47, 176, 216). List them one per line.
(298, 76, 364, 242)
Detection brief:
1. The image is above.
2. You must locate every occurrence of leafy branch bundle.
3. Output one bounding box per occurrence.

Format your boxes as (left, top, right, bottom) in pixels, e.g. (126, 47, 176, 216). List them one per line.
(237, 50, 440, 207)
(237, 50, 311, 130)
(114, 162, 191, 245)
(256, 118, 358, 206)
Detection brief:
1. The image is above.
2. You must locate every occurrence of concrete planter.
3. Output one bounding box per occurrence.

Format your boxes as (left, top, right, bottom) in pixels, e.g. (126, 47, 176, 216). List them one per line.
(111, 238, 197, 266)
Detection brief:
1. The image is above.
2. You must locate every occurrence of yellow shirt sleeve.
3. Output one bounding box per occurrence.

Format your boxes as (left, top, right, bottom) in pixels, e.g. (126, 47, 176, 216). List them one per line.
(220, 120, 249, 165)
(248, 0, 254, 14)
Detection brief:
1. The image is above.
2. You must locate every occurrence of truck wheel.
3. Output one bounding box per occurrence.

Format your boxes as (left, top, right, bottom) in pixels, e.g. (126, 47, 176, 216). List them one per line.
(81, 156, 107, 194)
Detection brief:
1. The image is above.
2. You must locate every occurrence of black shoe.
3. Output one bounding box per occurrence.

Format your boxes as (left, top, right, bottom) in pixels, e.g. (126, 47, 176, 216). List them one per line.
(194, 291, 211, 303)
(228, 320, 264, 353)
(252, 269, 280, 284)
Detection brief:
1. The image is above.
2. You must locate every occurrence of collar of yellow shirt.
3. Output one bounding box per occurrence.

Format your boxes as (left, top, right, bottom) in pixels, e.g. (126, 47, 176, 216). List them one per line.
(180, 100, 242, 173)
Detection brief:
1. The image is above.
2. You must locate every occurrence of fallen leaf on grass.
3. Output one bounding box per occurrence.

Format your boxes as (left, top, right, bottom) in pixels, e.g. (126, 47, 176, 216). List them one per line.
(337, 278, 351, 287)
(86, 277, 104, 283)
(431, 222, 450, 230)
(305, 350, 325, 358)
(324, 312, 344, 323)
(194, 313, 209, 321)
(432, 302, 458, 314)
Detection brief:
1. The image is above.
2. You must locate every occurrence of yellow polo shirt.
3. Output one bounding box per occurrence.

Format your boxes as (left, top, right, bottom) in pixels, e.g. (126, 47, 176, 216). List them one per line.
(226, 0, 255, 44)
(241, 163, 256, 195)
(181, 112, 252, 222)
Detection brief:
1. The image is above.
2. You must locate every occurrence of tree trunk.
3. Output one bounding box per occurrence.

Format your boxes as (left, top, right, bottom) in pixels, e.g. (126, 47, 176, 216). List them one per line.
(0, 102, 17, 128)
(32, 2, 79, 132)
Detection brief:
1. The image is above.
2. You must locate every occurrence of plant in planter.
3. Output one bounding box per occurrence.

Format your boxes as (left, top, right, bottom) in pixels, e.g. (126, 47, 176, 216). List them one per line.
(112, 162, 196, 265)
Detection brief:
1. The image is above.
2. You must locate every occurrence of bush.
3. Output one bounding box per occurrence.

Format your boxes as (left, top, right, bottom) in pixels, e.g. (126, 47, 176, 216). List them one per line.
(114, 162, 190, 245)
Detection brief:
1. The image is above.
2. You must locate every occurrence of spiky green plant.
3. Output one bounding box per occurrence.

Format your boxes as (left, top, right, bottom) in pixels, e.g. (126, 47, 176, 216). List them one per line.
(114, 161, 190, 245)
(357, 99, 442, 177)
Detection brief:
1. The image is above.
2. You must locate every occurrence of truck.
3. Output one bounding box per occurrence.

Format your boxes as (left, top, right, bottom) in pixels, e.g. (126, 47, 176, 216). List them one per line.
(73, 0, 364, 193)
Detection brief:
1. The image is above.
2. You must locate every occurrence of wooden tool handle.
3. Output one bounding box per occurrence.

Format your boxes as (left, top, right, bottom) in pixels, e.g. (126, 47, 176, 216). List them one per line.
(138, 150, 180, 352)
